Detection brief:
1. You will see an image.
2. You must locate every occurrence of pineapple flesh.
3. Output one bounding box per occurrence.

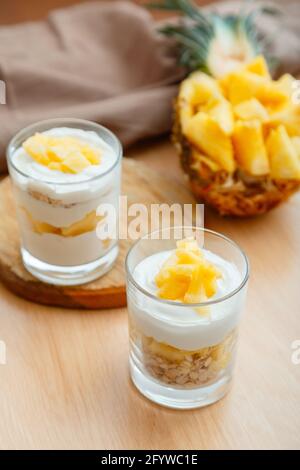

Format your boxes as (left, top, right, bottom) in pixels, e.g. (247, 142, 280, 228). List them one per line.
(23, 133, 101, 173)
(155, 237, 221, 315)
(157, 0, 300, 215)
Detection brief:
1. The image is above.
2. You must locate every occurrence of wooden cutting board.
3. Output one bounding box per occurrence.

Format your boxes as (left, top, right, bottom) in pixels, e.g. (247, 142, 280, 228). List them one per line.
(0, 158, 194, 309)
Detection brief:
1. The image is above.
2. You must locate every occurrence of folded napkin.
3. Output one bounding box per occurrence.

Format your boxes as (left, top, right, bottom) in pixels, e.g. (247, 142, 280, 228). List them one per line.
(0, 0, 300, 172)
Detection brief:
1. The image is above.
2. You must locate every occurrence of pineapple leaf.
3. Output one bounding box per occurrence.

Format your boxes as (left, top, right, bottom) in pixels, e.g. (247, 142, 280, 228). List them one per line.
(150, 0, 277, 77)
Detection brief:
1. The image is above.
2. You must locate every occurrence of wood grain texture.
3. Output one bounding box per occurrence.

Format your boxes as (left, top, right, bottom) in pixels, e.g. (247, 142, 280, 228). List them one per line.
(0, 158, 194, 309)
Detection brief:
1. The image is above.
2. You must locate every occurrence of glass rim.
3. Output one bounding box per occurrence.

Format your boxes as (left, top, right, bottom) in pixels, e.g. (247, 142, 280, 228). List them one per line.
(6, 117, 122, 185)
(125, 226, 250, 307)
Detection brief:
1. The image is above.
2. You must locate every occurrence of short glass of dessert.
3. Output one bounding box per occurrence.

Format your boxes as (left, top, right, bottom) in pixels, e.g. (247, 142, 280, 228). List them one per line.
(7, 118, 122, 285)
(126, 226, 249, 409)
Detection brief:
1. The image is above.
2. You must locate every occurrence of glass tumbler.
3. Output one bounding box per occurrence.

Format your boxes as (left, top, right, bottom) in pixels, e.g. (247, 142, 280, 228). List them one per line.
(125, 227, 249, 409)
(7, 118, 122, 286)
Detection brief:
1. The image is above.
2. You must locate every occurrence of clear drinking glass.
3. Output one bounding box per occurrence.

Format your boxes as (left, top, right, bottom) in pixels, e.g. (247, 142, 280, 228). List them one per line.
(125, 227, 249, 409)
(7, 118, 122, 285)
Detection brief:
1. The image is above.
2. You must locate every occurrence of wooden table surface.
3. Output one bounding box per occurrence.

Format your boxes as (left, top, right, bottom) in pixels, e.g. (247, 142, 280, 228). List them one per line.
(0, 0, 300, 451)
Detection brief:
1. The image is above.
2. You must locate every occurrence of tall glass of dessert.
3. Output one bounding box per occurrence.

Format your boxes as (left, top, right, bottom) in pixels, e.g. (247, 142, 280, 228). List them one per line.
(7, 118, 122, 285)
(126, 226, 249, 409)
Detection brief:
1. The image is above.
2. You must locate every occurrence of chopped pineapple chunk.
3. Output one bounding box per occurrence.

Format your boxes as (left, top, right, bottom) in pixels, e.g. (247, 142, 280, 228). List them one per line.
(23, 134, 51, 166)
(266, 126, 300, 180)
(22, 133, 101, 174)
(234, 98, 269, 122)
(233, 120, 270, 175)
(185, 113, 235, 172)
(225, 70, 288, 108)
(243, 55, 270, 78)
(277, 74, 296, 99)
(61, 152, 91, 174)
(24, 210, 105, 237)
(203, 97, 234, 135)
(292, 137, 300, 158)
(179, 72, 223, 131)
(267, 105, 300, 136)
(155, 238, 222, 314)
(145, 337, 187, 362)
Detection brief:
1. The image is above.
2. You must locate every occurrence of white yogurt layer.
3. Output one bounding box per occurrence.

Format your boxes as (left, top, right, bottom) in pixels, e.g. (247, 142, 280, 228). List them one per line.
(129, 249, 246, 350)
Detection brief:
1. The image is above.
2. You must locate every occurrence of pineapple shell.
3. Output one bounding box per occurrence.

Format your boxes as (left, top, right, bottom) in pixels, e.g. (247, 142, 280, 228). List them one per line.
(173, 100, 300, 217)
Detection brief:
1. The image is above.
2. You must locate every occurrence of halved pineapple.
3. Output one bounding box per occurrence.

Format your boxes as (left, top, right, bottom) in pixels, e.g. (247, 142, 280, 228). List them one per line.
(157, 0, 300, 216)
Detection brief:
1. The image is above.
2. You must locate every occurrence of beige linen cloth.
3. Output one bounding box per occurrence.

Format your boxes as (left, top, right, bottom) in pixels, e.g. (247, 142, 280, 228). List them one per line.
(0, 0, 299, 172)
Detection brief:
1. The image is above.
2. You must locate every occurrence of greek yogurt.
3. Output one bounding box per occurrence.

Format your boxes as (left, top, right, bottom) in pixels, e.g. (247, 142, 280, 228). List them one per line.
(9, 127, 121, 267)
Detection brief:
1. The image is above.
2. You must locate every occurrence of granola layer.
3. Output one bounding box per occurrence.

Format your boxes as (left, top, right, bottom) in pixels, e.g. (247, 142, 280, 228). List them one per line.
(133, 329, 238, 388)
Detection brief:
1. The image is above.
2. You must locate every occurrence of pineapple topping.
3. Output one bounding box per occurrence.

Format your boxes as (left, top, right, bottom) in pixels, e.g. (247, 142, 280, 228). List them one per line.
(155, 238, 222, 311)
(23, 133, 101, 174)
(23, 209, 106, 237)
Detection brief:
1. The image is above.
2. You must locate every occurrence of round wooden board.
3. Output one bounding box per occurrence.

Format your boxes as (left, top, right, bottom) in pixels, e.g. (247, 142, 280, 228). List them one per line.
(0, 158, 195, 309)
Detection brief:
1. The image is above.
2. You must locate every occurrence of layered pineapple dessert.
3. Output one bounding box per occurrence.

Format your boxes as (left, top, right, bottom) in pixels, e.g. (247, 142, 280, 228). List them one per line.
(157, 1, 300, 215)
(128, 237, 244, 391)
(7, 121, 121, 284)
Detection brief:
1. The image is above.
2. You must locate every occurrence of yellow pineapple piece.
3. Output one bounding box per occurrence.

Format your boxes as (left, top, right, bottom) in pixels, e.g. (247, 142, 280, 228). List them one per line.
(34, 221, 60, 235)
(184, 113, 236, 172)
(61, 152, 91, 174)
(276, 74, 296, 99)
(167, 264, 195, 278)
(155, 238, 222, 314)
(189, 71, 223, 103)
(232, 120, 270, 175)
(157, 278, 190, 301)
(175, 248, 203, 265)
(23, 133, 51, 166)
(243, 55, 270, 78)
(203, 97, 234, 135)
(176, 237, 201, 252)
(81, 146, 101, 165)
(61, 211, 103, 237)
(23, 133, 101, 173)
(179, 72, 223, 132)
(267, 105, 300, 136)
(292, 137, 300, 158)
(266, 126, 300, 180)
(225, 70, 288, 107)
(23, 209, 105, 237)
(22, 208, 60, 235)
(48, 162, 63, 171)
(234, 98, 269, 122)
(145, 337, 187, 363)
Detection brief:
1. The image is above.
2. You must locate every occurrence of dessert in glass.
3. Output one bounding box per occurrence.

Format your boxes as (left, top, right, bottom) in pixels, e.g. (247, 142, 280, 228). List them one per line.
(7, 118, 122, 285)
(126, 227, 249, 409)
